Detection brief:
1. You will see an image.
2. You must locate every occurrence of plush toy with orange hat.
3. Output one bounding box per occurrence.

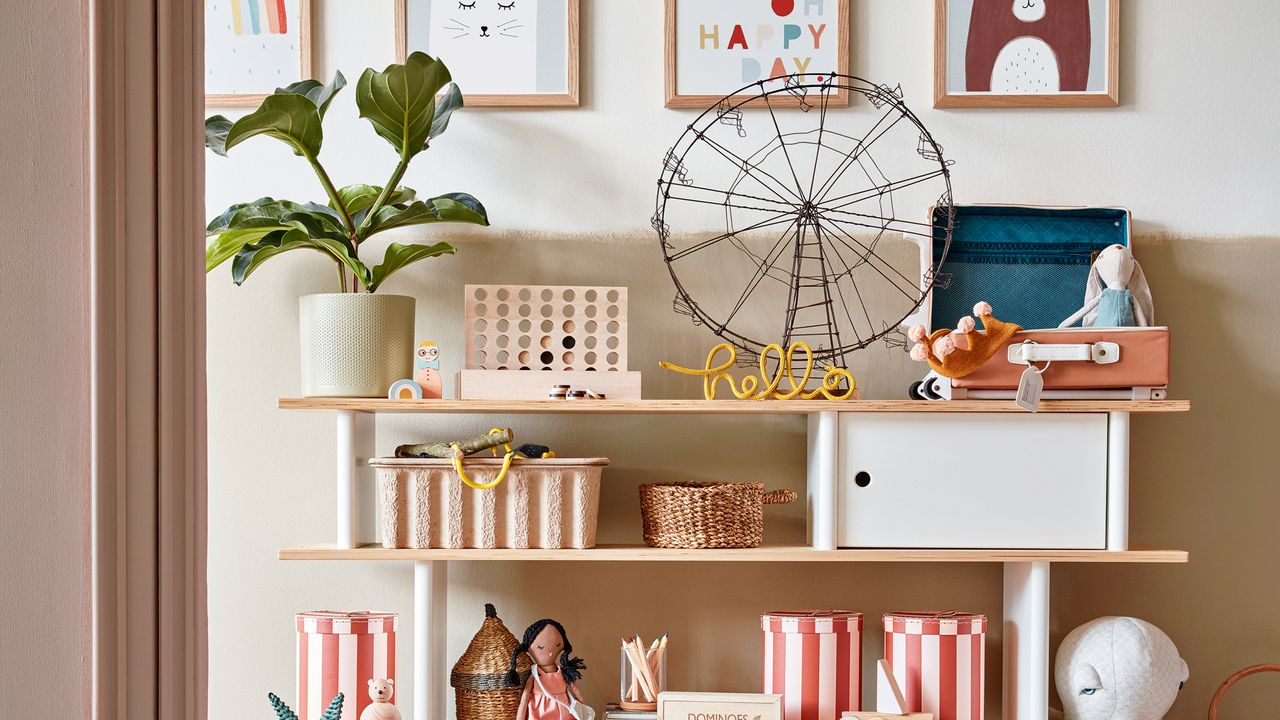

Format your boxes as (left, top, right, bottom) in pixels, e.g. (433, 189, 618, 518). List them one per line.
(907, 302, 1023, 379)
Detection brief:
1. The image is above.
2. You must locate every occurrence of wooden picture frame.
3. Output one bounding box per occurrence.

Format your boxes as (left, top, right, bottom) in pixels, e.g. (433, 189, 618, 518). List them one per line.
(395, 0, 580, 108)
(934, 0, 1119, 108)
(204, 0, 314, 107)
(664, 0, 850, 109)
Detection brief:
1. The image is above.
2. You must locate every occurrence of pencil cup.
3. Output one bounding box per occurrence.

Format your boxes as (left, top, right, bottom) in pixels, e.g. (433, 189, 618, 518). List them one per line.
(619, 644, 666, 711)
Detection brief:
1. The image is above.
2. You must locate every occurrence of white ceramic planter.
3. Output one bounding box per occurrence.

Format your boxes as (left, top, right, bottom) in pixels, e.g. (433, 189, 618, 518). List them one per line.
(298, 293, 415, 397)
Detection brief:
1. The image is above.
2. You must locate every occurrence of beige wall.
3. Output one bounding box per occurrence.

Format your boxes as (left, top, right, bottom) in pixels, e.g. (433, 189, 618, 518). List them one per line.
(0, 0, 91, 716)
(207, 1, 1280, 718)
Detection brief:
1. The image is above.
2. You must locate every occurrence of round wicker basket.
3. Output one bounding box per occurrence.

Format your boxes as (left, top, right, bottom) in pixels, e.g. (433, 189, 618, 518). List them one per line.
(1208, 663, 1279, 719)
(639, 481, 797, 549)
(451, 603, 530, 720)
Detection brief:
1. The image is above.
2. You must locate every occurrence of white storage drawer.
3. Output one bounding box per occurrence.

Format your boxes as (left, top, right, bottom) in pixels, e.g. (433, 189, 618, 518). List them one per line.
(837, 413, 1108, 549)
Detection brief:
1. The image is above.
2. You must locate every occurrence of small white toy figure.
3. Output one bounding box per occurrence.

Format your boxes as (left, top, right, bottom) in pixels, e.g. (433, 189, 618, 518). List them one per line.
(360, 678, 402, 720)
(414, 341, 443, 399)
(1053, 617, 1188, 720)
(1059, 244, 1154, 328)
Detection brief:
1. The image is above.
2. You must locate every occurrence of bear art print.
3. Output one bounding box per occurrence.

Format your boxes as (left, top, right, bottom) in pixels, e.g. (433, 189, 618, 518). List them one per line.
(965, 0, 1092, 94)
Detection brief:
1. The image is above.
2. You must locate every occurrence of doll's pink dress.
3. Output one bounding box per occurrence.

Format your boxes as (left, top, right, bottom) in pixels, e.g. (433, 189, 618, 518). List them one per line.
(529, 666, 575, 720)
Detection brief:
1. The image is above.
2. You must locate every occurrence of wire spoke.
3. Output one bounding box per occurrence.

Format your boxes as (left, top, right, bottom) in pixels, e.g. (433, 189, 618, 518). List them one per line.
(819, 168, 948, 212)
(807, 83, 833, 199)
(762, 91, 808, 201)
(693, 130, 807, 205)
(666, 211, 799, 262)
(812, 206, 940, 241)
(812, 222, 866, 347)
(665, 183, 797, 212)
(815, 216, 921, 300)
(721, 218, 801, 330)
(811, 106, 903, 204)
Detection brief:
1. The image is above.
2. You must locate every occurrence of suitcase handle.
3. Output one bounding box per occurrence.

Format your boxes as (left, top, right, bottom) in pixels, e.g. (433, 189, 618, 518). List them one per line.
(1008, 341, 1120, 366)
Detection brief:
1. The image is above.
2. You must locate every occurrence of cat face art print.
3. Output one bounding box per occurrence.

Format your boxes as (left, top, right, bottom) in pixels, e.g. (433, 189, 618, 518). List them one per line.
(427, 0, 539, 94)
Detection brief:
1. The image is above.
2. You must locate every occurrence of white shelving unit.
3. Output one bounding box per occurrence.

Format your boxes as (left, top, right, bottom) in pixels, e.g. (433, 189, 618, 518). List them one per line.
(276, 397, 1190, 720)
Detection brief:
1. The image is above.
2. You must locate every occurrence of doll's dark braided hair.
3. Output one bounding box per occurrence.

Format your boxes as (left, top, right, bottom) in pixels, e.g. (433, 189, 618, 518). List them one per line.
(505, 618, 586, 687)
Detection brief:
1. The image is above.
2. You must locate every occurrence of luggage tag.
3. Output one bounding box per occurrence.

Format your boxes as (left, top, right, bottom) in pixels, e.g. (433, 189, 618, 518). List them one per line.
(1016, 362, 1047, 412)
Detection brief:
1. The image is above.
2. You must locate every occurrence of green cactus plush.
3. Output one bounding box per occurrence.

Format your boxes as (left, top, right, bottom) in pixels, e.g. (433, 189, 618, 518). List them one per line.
(267, 691, 343, 720)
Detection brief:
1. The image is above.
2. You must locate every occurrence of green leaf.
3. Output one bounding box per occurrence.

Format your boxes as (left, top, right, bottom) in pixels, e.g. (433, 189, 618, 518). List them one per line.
(224, 93, 323, 157)
(205, 225, 290, 272)
(363, 193, 489, 237)
(430, 83, 463, 139)
(369, 241, 456, 292)
(335, 184, 417, 218)
(276, 70, 347, 119)
(428, 192, 489, 224)
(207, 198, 345, 236)
(231, 227, 370, 289)
(356, 52, 452, 160)
(205, 115, 232, 156)
(206, 197, 275, 233)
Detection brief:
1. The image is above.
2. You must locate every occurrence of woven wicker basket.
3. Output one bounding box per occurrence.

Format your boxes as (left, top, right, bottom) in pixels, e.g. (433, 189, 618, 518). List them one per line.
(1208, 664, 1279, 719)
(451, 603, 531, 720)
(639, 481, 798, 549)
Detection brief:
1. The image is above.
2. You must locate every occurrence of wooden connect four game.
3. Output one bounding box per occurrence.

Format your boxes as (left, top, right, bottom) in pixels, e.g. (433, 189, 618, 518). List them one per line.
(458, 285, 642, 399)
(465, 285, 630, 372)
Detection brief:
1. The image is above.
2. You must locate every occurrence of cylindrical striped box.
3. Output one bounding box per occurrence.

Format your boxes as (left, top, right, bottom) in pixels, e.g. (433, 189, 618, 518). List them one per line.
(762, 611, 862, 720)
(296, 611, 398, 720)
(883, 612, 986, 720)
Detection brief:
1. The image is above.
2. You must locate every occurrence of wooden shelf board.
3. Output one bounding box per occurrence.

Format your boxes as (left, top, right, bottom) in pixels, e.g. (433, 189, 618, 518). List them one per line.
(278, 543, 1189, 564)
(278, 398, 1190, 415)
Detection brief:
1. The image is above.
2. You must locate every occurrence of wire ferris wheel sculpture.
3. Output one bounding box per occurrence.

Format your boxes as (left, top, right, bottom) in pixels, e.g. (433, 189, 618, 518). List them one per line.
(653, 73, 956, 370)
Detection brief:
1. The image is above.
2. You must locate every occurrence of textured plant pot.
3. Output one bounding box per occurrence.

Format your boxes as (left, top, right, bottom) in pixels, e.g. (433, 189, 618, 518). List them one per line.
(299, 293, 415, 397)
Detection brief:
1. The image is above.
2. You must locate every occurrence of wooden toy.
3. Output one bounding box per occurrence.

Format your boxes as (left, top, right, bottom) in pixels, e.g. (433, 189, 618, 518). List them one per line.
(660, 342, 859, 401)
(387, 379, 423, 400)
(842, 713, 933, 719)
(875, 659, 908, 714)
(396, 428, 515, 460)
(507, 619, 591, 720)
(360, 680, 402, 720)
(414, 341, 443, 399)
(296, 612, 397, 720)
(657, 692, 782, 720)
(459, 285, 642, 400)
(762, 611, 862, 720)
(270, 691, 345, 720)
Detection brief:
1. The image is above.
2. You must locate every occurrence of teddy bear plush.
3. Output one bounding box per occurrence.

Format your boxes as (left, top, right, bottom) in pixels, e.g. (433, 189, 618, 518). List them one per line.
(359, 679, 402, 720)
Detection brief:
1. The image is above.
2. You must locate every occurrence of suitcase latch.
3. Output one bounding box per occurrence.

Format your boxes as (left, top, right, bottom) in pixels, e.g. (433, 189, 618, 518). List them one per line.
(1008, 341, 1120, 365)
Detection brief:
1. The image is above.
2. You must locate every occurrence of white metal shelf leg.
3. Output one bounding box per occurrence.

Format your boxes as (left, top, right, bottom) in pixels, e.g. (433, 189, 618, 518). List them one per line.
(1107, 411, 1131, 551)
(414, 560, 448, 720)
(335, 410, 374, 549)
(1003, 562, 1050, 720)
(807, 410, 838, 551)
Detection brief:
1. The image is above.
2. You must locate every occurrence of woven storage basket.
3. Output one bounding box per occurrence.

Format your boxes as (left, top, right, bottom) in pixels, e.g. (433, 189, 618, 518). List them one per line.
(639, 481, 797, 549)
(1208, 664, 1280, 719)
(451, 603, 531, 720)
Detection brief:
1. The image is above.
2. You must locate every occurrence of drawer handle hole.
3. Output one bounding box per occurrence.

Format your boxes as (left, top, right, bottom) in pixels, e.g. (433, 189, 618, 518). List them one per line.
(854, 471, 872, 488)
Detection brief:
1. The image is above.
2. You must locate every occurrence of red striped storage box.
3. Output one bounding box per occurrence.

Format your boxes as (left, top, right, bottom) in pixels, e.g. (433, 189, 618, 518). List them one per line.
(883, 612, 986, 720)
(296, 611, 398, 720)
(762, 611, 862, 720)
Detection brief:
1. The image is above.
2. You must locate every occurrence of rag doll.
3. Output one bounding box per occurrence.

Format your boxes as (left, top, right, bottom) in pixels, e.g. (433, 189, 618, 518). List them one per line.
(359, 679, 402, 720)
(1059, 244, 1154, 328)
(1051, 617, 1187, 720)
(507, 618, 592, 720)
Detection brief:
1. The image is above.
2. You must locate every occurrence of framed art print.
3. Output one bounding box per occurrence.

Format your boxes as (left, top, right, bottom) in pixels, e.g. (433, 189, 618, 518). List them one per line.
(664, 0, 850, 109)
(204, 0, 313, 106)
(396, 0, 580, 107)
(934, 0, 1119, 108)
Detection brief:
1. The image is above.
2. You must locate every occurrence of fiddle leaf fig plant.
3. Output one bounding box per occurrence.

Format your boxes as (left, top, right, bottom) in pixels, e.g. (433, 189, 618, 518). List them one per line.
(204, 52, 486, 293)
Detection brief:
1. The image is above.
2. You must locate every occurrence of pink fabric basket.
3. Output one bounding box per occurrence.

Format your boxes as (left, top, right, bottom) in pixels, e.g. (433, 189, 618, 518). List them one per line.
(883, 612, 987, 720)
(296, 611, 398, 720)
(762, 610, 863, 720)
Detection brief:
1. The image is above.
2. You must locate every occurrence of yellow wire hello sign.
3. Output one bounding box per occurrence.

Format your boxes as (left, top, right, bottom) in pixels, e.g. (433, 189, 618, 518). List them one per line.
(660, 341, 859, 401)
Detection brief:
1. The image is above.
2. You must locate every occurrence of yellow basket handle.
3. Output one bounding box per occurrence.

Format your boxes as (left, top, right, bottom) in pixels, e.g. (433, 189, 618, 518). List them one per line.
(450, 428, 516, 490)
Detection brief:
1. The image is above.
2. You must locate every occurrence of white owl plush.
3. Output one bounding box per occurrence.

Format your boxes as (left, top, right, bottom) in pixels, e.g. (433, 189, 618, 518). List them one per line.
(1054, 617, 1188, 720)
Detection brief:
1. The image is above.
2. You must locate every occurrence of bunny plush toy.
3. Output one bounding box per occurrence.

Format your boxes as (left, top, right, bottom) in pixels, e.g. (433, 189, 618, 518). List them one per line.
(1059, 244, 1154, 328)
